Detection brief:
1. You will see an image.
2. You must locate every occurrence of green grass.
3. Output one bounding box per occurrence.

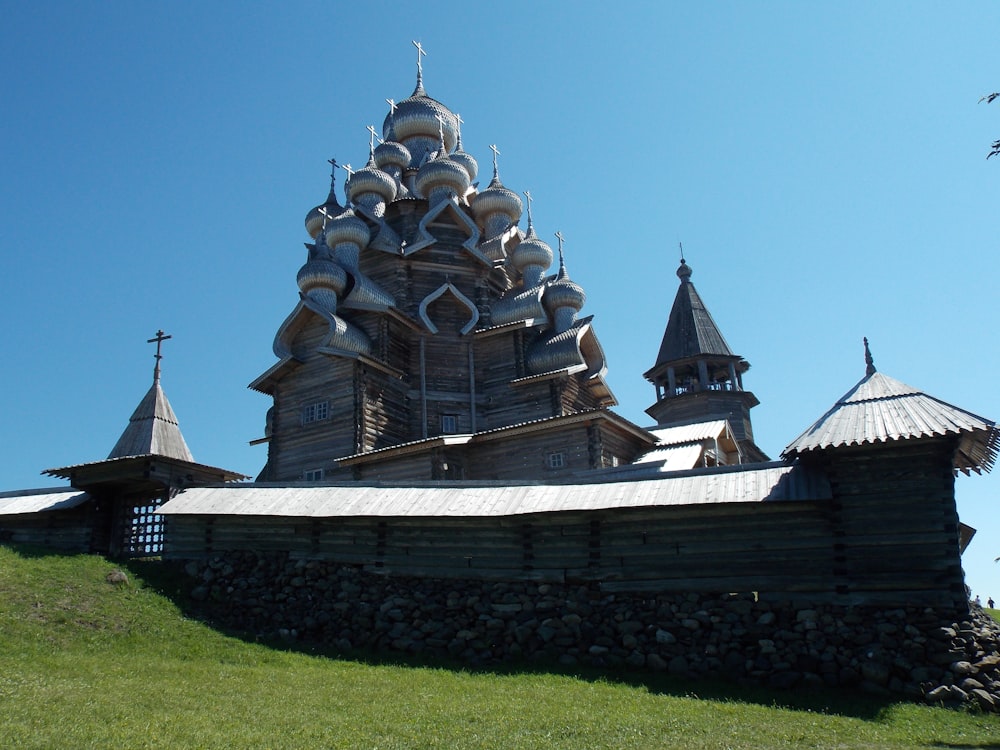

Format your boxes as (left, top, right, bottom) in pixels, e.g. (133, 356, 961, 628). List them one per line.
(1, 544, 998, 749)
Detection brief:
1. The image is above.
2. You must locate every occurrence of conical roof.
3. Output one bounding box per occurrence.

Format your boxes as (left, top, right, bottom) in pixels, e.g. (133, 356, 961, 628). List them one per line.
(107, 379, 194, 461)
(783, 369, 998, 474)
(648, 260, 735, 374)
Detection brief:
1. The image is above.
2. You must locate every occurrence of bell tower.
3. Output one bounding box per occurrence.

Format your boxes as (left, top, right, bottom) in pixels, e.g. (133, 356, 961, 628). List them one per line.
(643, 257, 767, 461)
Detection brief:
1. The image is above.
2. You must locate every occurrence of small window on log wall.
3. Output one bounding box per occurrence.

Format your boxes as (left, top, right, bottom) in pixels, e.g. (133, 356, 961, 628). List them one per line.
(302, 401, 329, 424)
(441, 414, 458, 434)
(303, 468, 324, 481)
(547, 452, 565, 469)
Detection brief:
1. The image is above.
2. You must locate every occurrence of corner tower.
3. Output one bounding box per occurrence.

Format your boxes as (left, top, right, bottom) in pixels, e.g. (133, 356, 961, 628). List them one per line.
(643, 257, 767, 461)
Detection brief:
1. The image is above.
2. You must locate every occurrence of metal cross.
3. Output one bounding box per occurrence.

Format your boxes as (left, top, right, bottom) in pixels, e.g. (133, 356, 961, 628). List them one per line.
(386, 98, 396, 117)
(340, 162, 355, 178)
(147, 329, 172, 382)
(489, 144, 500, 179)
(523, 190, 534, 228)
(454, 112, 464, 138)
(679, 241, 685, 263)
(555, 232, 566, 274)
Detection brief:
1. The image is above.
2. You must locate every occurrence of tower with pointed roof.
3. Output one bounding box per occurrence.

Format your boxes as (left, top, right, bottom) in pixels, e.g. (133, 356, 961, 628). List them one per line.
(44, 331, 245, 556)
(643, 257, 767, 462)
(251, 46, 653, 482)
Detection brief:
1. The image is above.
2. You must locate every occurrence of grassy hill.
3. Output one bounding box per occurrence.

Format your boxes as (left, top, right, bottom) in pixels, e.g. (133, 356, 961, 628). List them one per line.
(1, 544, 998, 749)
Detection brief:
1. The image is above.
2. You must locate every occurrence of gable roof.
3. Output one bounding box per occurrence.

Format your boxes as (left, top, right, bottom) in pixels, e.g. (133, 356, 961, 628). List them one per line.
(783, 371, 998, 474)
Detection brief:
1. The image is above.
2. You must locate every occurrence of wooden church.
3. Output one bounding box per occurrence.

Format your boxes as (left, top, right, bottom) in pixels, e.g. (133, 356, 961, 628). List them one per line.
(245, 47, 767, 484)
(0, 46, 994, 618)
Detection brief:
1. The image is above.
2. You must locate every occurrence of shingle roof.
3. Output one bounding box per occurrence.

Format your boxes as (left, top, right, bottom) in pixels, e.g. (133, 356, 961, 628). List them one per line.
(649, 266, 735, 372)
(107, 380, 194, 461)
(158, 462, 831, 519)
(783, 371, 998, 474)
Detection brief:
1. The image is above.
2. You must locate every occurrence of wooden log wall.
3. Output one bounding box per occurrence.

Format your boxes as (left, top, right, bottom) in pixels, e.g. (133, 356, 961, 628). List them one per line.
(806, 439, 967, 609)
(165, 500, 841, 599)
(0, 508, 96, 553)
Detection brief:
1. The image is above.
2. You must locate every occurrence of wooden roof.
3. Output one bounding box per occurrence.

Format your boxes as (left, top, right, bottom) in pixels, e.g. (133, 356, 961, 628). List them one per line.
(158, 461, 832, 519)
(0, 488, 90, 515)
(108, 380, 193, 462)
(645, 261, 737, 379)
(783, 370, 999, 474)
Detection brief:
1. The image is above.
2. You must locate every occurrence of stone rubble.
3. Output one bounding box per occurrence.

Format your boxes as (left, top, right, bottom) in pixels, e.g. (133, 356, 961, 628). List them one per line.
(184, 552, 1000, 711)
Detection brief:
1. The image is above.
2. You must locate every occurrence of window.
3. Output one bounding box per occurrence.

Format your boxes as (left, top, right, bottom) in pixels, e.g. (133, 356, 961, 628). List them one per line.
(302, 400, 329, 424)
(441, 414, 458, 434)
(303, 468, 324, 482)
(547, 452, 565, 469)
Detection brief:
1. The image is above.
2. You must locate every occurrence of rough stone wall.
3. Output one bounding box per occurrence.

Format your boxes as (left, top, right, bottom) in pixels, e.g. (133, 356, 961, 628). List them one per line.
(186, 551, 1000, 711)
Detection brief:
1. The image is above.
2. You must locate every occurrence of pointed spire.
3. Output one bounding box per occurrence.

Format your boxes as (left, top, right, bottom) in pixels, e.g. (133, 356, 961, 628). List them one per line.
(412, 40, 427, 96)
(864, 337, 877, 377)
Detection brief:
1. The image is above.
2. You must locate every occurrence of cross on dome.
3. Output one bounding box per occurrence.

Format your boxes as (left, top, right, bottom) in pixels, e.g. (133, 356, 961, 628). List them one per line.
(435, 114, 446, 151)
(524, 190, 534, 230)
(489, 144, 501, 181)
(366, 125, 381, 158)
(412, 40, 426, 91)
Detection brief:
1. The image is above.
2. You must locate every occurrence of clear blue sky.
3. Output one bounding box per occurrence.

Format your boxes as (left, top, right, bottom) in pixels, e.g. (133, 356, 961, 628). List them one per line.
(3, 2, 998, 600)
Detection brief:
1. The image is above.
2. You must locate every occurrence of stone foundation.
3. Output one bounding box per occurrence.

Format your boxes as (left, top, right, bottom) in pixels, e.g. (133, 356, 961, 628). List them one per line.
(185, 551, 1000, 711)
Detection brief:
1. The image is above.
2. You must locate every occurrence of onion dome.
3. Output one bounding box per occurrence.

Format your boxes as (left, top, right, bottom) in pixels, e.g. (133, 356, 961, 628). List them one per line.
(511, 227, 554, 287)
(346, 156, 397, 216)
(381, 88, 458, 167)
(677, 258, 693, 282)
(323, 208, 370, 253)
(305, 163, 345, 239)
(450, 119, 478, 182)
(374, 139, 411, 172)
(450, 147, 478, 183)
(544, 237, 586, 333)
(471, 176, 522, 235)
(414, 152, 470, 203)
(297, 258, 347, 312)
(545, 269, 586, 314)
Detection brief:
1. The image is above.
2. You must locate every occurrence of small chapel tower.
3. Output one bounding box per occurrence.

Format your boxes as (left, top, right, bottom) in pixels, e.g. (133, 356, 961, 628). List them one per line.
(643, 256, 767, 461)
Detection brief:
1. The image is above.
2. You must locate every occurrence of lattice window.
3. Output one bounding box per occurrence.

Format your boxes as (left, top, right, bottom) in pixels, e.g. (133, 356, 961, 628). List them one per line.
(303, 468, 325, 482)
(547, 452, 565, 469)
(441, 414, 458, 434)
(123, 502, 165, 557)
